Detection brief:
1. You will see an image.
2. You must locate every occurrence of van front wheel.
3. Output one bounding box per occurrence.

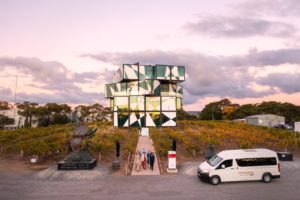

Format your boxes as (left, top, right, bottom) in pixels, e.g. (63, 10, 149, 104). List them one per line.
(210, 176, 220, 185)
(262, 173, 272, 183)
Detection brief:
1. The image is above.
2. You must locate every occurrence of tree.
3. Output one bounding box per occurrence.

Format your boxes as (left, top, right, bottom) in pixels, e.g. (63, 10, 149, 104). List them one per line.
(0, 101, 11, 110)
(37, 103, 71, 127)
(17, 101, 38, 127)
(228, 101, 300, 124)
(177, 109, 198, 120)
(0, 114, 14, 129)
(200, 102, 222, 120)
(228, 104, 257, 120)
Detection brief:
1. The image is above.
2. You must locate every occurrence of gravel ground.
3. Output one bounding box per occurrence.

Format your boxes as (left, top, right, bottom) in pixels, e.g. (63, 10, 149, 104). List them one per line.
(0, 158, 299, 200)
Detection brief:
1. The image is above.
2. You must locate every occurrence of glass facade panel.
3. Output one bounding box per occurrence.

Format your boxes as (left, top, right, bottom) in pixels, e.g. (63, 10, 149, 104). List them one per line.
(156, 65, 170, 79)
(129, 112, 146, 127)
(176, 98, 182, 110)
(117, 112, 129, 127)
(130, 96, 144, 111)
(114, 96, 128, 111)
(145, 65, 155, 79)
(146, 96, 161, 111)
(146, 112, 161, 127)
(161, 97, 176, 111)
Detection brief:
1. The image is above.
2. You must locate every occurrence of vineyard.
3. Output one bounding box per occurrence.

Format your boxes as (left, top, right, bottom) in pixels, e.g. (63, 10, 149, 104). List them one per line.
(0, 120, 299, 166)
(150, 120, 300, 162)
(0, 121, 139, 164)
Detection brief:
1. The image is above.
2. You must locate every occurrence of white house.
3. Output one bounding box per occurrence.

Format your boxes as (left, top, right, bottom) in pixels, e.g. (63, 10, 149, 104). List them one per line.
(245, 114, 285, 128)
(0, 108, 38, 130)
(294, 122, 300, 132)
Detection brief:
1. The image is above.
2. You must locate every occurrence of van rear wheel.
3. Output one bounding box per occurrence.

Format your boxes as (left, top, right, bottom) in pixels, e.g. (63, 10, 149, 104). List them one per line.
(262, 173, 272, 183)
(210, 176, 220, 185)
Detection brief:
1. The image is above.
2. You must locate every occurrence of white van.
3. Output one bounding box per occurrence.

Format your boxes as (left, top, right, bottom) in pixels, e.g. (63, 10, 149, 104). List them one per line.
(197, 149, 280, 185)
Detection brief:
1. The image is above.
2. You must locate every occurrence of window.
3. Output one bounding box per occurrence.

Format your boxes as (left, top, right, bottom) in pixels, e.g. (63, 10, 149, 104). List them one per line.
(146, 97, 160, 111)
(146, 112, 161, 127)
(236, 157, 277, 167)
(130, 96, 144, 111)
(114, 97, 128, 111)
(156, 65, 169, 79)
(216, 160, 233, 169)
(208, 155, 223, 166)
(160, 84, 169, 92)
(161, 97, 176, 111)
(176, 98, 182, 110)
(145, 65, 155, 79)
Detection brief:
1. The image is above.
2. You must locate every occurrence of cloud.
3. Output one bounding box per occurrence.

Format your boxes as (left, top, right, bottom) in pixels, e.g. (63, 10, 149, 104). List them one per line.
(82, 48, 300, 104)
(258, 73, 300, 94)
(0, 57, 105, 104)
(183, 16, 296, 38)
(0, 88, 13, 101)
(225, 48, 300, 67)
(237, 0, 300, 17)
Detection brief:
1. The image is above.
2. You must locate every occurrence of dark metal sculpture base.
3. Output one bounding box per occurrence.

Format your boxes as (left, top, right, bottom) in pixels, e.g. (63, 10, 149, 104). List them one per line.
(57, 159, 97, 170)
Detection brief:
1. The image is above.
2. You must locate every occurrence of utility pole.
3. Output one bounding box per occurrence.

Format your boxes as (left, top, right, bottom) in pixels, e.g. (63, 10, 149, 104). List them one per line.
(14, 75, 18, 117)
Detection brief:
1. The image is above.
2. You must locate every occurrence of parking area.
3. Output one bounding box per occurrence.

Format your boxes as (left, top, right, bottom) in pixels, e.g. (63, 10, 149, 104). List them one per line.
(0, 159, 299, 200)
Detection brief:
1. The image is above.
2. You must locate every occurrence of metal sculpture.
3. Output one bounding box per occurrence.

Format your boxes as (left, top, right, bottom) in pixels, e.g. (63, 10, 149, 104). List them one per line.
(58, 124, 97, 170)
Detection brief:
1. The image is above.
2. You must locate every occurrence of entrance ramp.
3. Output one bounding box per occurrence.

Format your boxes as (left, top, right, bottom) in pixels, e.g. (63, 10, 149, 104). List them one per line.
(131, 136, 160, 176)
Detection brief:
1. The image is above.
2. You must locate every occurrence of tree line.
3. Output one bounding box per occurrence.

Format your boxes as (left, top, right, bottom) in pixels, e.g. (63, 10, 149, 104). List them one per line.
(0, 101, 111, 128)
(199, 99, 300, 124)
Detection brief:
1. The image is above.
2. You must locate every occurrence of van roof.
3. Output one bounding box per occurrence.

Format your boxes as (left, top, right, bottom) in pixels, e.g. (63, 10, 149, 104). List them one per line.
(217, 149, 277, 159)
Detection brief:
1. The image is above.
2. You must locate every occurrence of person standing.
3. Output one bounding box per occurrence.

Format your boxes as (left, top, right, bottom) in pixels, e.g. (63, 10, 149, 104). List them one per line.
(140, 151, 145, 170)
(147, 150, 151, 168)
(150, 152, 155, 171)
(142, 152, 147, 169)
(134, 151, 141, 172)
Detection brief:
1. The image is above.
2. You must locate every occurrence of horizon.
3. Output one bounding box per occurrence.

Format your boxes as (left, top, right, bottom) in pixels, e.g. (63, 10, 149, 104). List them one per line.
(1, 0, 300, 111)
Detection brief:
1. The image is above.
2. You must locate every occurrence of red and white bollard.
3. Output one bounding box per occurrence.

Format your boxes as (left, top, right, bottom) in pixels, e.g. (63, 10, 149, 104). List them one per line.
(167, 151, 178, 173)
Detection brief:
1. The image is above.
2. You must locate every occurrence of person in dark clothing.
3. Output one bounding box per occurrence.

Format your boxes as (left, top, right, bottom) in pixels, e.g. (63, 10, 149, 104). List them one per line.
(150, 152, 155, 171)
(147, 150, 151, 168)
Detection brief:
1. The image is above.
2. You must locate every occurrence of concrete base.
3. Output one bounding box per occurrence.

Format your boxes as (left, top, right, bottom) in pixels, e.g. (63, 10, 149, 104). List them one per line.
(112, 159, 120, 170)
(167, 168, 178, 174)
(57, 159, 97, 170)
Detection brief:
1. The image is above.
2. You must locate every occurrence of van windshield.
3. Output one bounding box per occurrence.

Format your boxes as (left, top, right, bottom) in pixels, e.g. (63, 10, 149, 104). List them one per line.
(208, 155, 223, 166)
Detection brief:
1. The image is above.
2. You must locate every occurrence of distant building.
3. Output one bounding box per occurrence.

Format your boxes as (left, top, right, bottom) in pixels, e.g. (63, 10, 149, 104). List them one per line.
(294, 122, 300, 132)
(187, 111, 200, 116)
(245, 114, 285, 128)
(233, 118, 246, 123)
(0, 108, 38, 130)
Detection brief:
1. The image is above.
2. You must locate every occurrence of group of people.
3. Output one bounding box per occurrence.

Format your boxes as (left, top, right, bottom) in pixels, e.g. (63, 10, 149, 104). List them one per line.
(134, 149, 155, 172)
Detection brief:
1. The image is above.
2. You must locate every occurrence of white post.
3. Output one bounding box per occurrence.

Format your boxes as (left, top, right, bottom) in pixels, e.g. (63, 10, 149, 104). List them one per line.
(167, 151, 178, 173)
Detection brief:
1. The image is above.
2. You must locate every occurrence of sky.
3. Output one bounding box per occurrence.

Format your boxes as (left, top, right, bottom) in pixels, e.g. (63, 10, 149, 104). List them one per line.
(0, 0, 300, 110)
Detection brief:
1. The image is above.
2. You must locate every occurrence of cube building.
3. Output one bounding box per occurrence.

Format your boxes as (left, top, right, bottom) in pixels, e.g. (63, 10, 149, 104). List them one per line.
(105, 64, 185, 127)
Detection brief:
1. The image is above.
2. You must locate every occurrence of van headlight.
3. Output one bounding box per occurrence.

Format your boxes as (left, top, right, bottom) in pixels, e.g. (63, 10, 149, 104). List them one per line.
(202, 169, 209, 174)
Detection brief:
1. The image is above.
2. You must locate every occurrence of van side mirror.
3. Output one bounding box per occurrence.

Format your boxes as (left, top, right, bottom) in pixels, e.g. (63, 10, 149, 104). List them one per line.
(221, 164, 225, 169)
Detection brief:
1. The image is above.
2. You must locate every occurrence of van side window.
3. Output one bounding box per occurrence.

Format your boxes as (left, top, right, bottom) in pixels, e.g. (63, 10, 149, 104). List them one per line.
(236, 157, 277, 167)
(216, 159, 233, 170)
